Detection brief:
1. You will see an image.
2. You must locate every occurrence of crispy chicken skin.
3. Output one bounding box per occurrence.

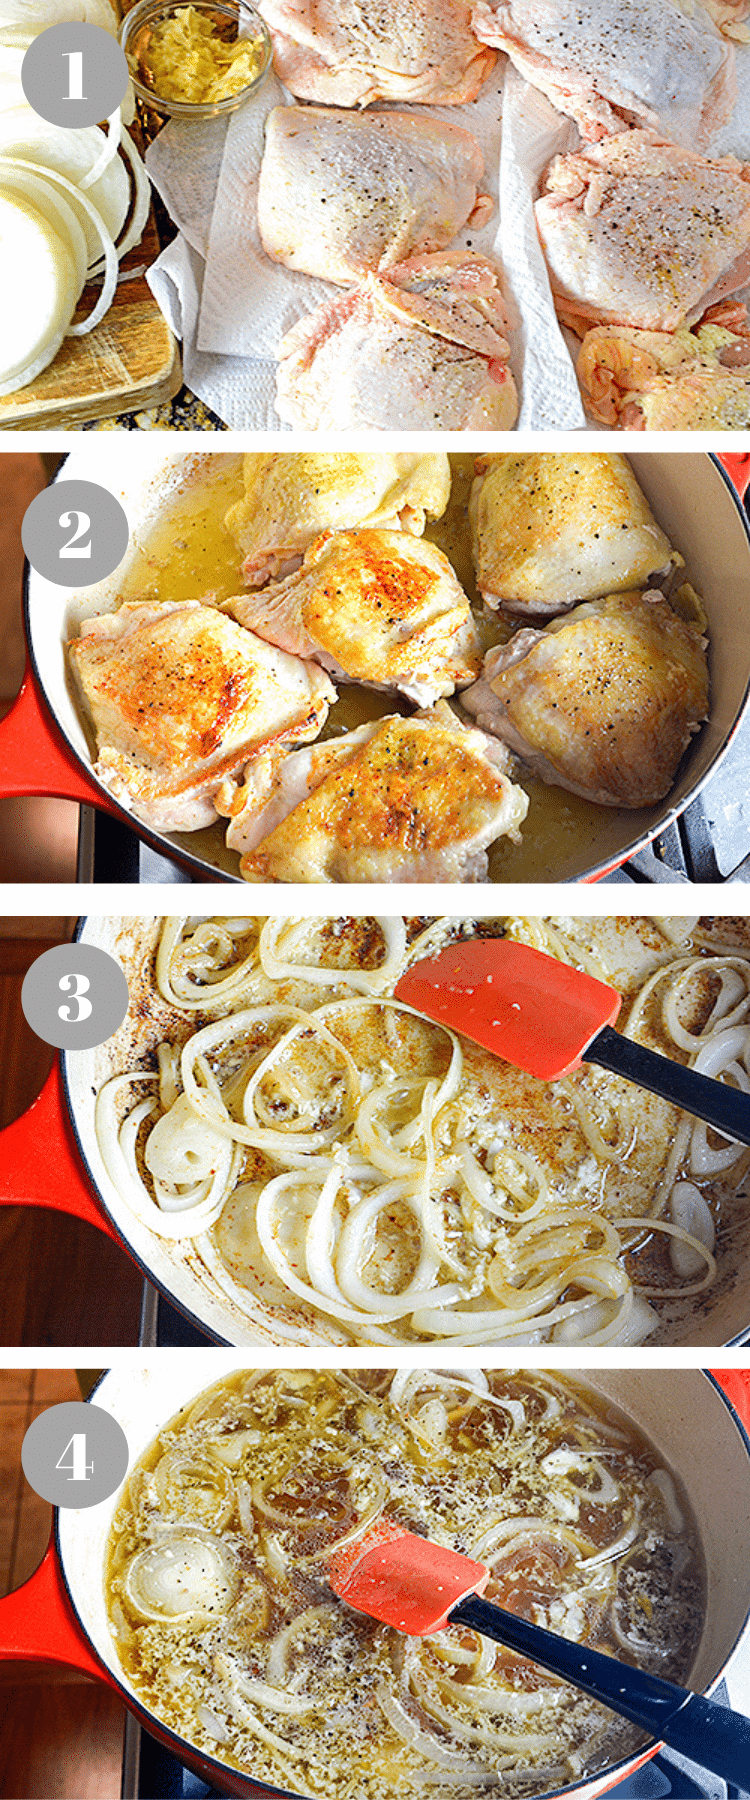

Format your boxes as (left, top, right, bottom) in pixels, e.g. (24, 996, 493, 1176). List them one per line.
(216, 704, 528, 883)
(462, 590, 709, 809)
(577, 308, 750, 427)
(226, 529, 483, 704)
(275, 251, 518, 431)
(470, 453, 675, 617)
(68, 600, 334, 832)
(225, 453, 451, 587)
(256, 0, 495, 106)
(536, 133, 750, 335)
(471, 0, 735, 149)
(258, 106, 492, 286)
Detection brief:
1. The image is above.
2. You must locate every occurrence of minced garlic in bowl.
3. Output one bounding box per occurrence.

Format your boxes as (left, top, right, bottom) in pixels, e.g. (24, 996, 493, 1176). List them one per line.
(121, 0, 271, 117)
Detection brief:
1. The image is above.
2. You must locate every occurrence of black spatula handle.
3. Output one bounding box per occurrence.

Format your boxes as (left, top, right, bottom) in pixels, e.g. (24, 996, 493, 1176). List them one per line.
(586, 1025, 750, 1147)
(451, 1593, 750, 1789)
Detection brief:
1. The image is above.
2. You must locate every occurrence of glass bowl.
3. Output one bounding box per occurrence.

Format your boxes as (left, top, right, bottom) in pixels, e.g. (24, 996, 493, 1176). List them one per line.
(120, 0, 272, 120)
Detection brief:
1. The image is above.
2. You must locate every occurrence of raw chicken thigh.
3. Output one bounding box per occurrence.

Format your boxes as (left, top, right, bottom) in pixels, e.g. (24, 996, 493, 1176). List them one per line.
(227, 528, 482, 703)
(256, 0, 495, 106)
(536, 133, 750, 334)
(462, 590, 709, 808)
(225, 452, 451, 585)
(258, 105, 492, 285)
(276, 251, 518, 431)
(577, 312, 750, 426)
(470, 452, 674, 616)
(471, 0, 735, 149)
(217, 704, 528, 882)
(68, 600, 334, 832)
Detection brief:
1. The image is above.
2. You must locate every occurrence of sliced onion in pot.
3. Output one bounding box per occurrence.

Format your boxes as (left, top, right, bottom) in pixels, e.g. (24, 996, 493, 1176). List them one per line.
(124, 1533, 238, 1623)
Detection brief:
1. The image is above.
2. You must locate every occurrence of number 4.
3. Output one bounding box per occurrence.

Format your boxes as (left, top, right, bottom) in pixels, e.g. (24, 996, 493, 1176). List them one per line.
(56, 1434, 93, 1482)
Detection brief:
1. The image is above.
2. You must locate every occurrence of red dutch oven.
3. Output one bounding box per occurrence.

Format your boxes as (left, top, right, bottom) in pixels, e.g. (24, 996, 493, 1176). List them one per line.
(1, 449, 749, 882)
(0, 1364, 749, 1800)
(4, 915, 750, 1346)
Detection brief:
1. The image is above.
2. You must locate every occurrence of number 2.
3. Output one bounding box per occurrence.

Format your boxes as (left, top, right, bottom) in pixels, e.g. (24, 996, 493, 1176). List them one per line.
(59, 509, 91, 559)
(56, 1434, 93, 1482)
(58, 971, 93, 1023)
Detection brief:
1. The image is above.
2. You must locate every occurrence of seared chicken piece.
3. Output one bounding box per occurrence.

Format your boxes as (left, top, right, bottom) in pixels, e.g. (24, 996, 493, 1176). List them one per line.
(462, 590, 709, 809)
(216, 704, 528, 882)
(471, 0, 735, 149)
(225, 452, 451, 587)
(227, 529, 482, 704)
(68, 601, 334, 832)
(470, 452, 675, 617)
(536, 133, 750, 335)
(276, 251, 518, 431)
(577, 308, 750, 427)
(258, 105, 492, 287)
(256, 0, 495, 106)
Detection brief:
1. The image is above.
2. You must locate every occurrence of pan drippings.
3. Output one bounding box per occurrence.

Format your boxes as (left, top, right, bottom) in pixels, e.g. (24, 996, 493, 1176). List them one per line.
(106, 1369, 704, 1799)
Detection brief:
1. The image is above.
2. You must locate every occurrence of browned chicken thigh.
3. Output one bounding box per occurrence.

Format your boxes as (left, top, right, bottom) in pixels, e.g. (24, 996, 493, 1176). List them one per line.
(470, 453, 675, 616)
(225, 453, 451, 586)
(217, 705, 528, 882)
(68, 600, 335, 832)
(227, 528, 482, 703)
(462, 590, 709, 807)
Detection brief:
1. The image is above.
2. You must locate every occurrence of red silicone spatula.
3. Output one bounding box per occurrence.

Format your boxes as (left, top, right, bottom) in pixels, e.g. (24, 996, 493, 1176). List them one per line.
(329, 1519, 750, 1787)
(394, 938, 750, 1146)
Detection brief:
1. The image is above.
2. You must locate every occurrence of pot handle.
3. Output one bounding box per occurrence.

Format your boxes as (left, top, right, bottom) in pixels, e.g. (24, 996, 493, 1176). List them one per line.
(0, 1060, 118, 1242)
(0, 1537, 114, 1684)
(710, 1368, 750, 1435)
(0, 658, 119, 813)
(716, 452, 750, 500)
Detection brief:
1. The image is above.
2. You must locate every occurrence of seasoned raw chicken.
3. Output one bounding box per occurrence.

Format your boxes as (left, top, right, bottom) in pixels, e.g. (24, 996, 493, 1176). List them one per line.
(699, 0, 750, 38)
(258, 105, 492, 286)
(226, 528, 483, 703)
(470, 452, 675, 616)
(536, 133, 750, 335)
(577, 308, 750, 427)
(462, 590, 709, 808)
(276, 251, 518, 431)
(225, 453, 451, 586)
(68, 600, 334, 832)
(255, 0, 495, 106)
(471, 0, 735, 149)
(216, 704, 528, 882)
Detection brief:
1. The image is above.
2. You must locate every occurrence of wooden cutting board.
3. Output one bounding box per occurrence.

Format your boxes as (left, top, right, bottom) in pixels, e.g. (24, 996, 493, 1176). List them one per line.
(0, 195, 181, 429)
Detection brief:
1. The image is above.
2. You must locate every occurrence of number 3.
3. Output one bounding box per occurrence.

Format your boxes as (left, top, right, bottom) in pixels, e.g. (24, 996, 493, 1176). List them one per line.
(58, 972, 93, 1023)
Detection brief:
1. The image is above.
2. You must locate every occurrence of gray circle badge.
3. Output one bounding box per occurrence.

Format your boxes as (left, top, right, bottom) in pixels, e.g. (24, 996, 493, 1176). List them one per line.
(22, 943, 130, 1051)
(21, 23, 129, 129)
(22, 1401, 129, 1509)
(22, 479, 130, 587)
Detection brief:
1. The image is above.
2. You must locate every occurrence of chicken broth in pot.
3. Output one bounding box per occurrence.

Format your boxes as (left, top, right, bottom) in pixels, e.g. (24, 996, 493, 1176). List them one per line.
(106, 1368, 705, 1800)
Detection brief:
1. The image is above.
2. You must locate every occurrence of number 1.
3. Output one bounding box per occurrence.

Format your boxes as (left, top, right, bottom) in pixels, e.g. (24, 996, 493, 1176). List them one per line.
(62, 50, 86, 100)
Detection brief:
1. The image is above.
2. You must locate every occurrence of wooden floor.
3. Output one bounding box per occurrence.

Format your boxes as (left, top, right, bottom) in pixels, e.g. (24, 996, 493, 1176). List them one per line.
(0, 931, 143, 1347)
(0, 1372, 128, 1799)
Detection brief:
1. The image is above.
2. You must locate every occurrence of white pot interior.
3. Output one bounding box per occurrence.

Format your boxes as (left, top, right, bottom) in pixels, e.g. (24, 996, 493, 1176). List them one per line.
(24, 450, 750, 883)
